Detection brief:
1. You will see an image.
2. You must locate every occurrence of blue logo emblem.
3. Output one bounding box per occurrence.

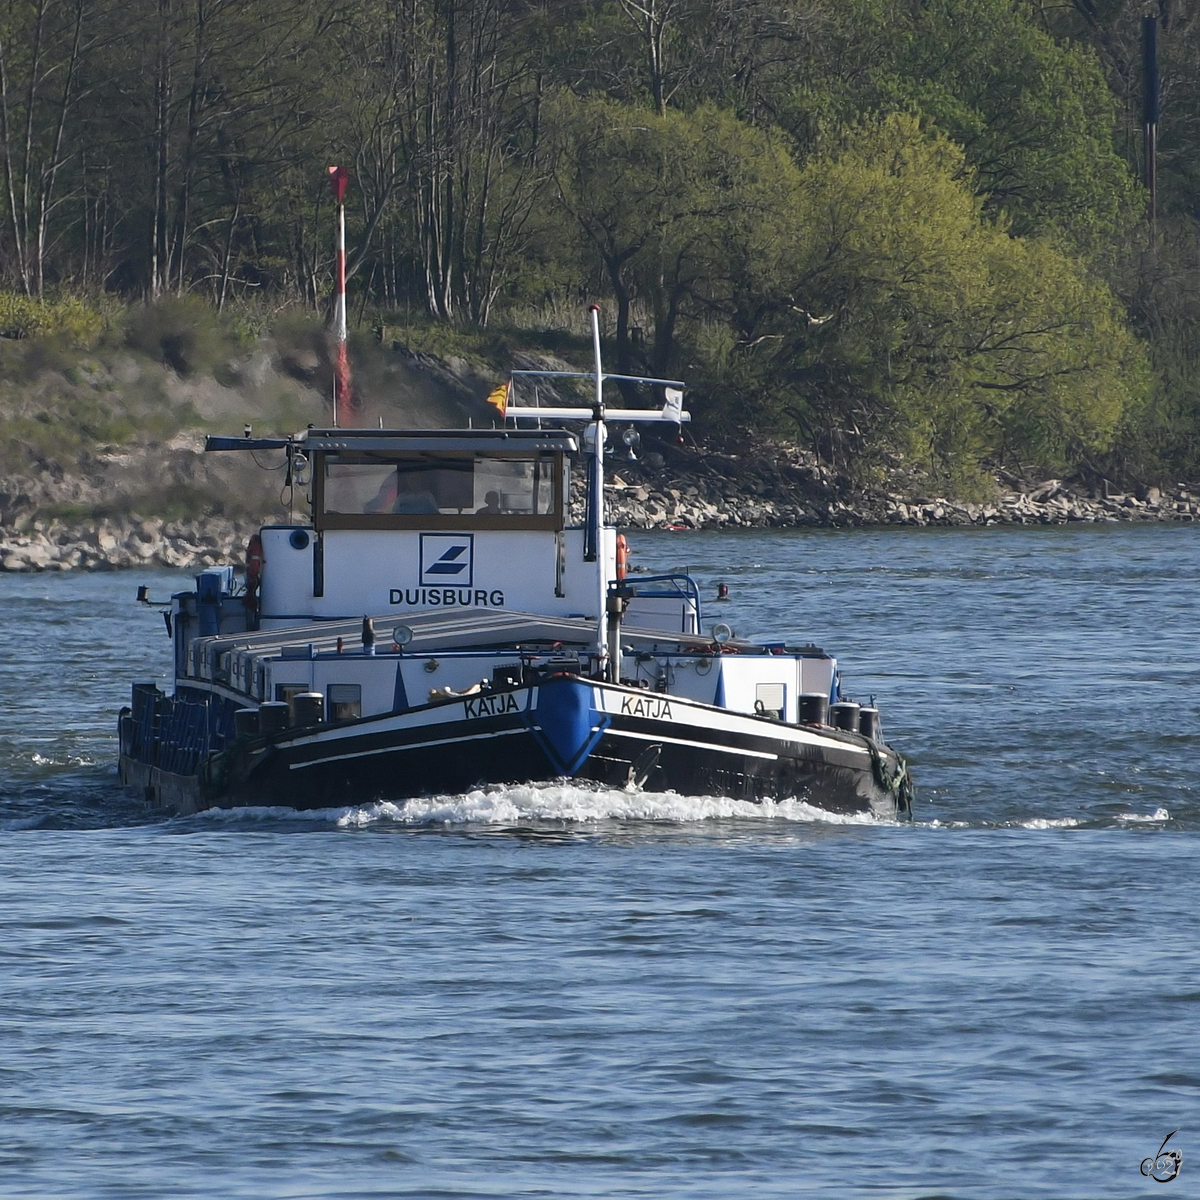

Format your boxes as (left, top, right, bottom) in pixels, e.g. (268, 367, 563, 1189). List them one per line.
(420, 533, 474, 587)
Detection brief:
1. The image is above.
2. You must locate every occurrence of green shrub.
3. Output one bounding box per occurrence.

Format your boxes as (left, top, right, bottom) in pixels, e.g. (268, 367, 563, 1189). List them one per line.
(125, 296, 247, 376)
(268, 308, 326, 355)
(0, 293, 106, 346)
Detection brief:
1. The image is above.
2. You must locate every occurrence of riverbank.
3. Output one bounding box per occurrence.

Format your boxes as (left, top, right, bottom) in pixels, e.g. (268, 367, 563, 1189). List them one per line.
(601, 442, 1200, 530)
(0, 316, 1195, 571)
(0, 514, 263, 572)
(0, 440, 1195, 572)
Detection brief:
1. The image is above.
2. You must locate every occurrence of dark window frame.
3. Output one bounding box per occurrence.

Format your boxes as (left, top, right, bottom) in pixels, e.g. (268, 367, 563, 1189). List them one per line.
(313, 450, 565, 532)
(327, 683, 363, 722)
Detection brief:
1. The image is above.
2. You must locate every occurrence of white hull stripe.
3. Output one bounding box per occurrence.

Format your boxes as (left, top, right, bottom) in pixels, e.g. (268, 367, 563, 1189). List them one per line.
(286, 722, 780, 772)
(177, 679, 868, 763)
(601, 726, 777, 761)
(288, 727, 524, 769)
(292, 707, 866, 762)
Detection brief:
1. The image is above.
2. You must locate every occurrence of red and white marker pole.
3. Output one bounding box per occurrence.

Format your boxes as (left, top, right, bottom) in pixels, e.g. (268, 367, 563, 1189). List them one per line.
(327, 165, 352, 426)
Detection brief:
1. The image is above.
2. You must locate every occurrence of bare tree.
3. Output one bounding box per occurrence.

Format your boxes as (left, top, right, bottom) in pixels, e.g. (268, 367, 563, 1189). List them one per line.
(0, 0, 94, 296)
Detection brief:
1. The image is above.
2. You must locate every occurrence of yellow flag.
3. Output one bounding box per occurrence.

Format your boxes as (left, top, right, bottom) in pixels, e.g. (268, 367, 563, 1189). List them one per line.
(485, 381, 509, 416)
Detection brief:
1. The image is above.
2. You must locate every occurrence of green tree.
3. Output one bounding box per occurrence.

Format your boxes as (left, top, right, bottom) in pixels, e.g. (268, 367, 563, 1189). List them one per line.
(549, 93, 797, 377)
(1026, 0, 1200, 219)
(722, 114, 1148, 483)
(743, 0, 1142, 259)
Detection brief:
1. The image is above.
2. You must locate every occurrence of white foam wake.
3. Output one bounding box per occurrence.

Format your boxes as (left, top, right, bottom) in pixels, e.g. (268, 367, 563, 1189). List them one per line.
(1015, 816, 1082, 830)
(168, 784, 890, 830)
(31, 751, 96, 767)
(335, 783, 885, 829)
(1116, 807, 1170, 823)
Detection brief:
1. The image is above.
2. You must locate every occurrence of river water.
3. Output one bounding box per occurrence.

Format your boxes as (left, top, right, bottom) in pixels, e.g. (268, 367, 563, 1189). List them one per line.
(1, 525, 1196, 1198)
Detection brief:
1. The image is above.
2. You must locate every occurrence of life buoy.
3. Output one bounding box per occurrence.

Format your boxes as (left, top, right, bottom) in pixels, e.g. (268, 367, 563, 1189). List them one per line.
(244, 533, 264, 610)
(615, 533, 629, 581)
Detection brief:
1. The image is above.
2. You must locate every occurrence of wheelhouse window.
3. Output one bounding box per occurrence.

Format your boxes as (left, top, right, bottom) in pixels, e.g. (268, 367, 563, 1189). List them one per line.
(327, 684, 362, 722)
(316, 451, 563, 530)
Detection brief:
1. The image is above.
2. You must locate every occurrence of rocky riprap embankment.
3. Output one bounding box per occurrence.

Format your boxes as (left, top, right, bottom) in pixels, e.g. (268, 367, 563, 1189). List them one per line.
(1, 443, 1196, 573)
(0, 432, 286, 572)
(604, 475, 1200, 529)
(598, 446, 1200, 530)
(0, 516, 264, 572)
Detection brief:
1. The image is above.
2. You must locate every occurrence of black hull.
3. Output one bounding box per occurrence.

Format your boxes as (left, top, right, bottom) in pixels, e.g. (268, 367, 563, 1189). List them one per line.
(237, 728, 895, 816)
(123, 678, 911, 820)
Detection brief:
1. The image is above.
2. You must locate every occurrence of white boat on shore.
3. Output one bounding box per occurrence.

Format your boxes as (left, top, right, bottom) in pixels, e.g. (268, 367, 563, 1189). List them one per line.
(119, 309, 912, 819)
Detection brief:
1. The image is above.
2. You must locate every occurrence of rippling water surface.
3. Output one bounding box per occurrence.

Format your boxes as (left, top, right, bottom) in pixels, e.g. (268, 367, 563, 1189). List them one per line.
(1, 526, 1197, 1198)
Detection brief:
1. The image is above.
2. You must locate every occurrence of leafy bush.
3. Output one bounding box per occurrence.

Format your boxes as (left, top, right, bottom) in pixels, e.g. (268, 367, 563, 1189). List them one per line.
(0, 293, 106, 346)
(125, 296, 247, 376)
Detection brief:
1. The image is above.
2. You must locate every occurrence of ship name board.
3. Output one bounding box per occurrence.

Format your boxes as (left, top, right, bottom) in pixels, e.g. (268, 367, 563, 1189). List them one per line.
(464, 693, 520, 719)
(621, 695, 672, 719)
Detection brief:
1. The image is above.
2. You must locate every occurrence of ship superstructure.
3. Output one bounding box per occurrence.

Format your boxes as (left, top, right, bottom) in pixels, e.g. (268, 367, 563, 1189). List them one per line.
(120, 311, 911, 818)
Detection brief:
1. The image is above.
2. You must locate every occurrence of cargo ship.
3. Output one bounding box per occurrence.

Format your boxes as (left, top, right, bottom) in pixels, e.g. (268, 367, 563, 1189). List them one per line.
(119, 309, 912, 819)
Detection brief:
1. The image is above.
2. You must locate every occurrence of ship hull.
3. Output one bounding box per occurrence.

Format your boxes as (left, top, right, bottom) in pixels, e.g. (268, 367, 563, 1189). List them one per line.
(121, 676, 912, 820)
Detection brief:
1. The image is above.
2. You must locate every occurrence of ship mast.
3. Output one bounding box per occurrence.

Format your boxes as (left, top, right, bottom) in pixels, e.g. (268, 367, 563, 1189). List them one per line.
(503, 306, 691, 680)
(588, 304, 608, 676)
